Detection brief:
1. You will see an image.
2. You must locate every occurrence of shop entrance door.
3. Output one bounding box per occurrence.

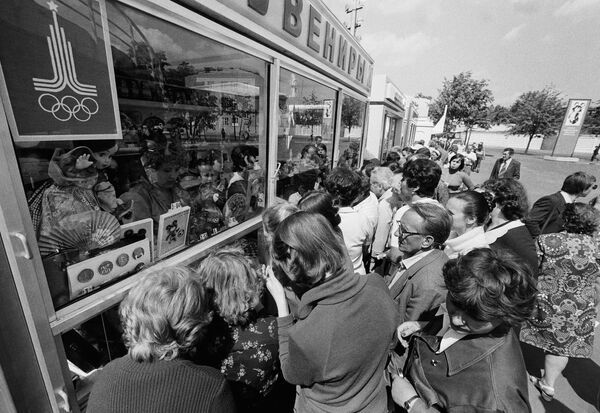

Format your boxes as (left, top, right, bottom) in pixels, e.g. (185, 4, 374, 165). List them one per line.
(0, 98, 70, 411)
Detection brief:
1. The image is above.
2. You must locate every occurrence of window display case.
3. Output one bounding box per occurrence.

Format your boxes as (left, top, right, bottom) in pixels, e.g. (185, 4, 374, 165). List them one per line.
(0, 0, 372, 411)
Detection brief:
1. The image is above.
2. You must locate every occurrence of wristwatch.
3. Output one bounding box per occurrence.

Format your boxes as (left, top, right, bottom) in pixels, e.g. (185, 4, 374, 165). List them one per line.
(403, 395, 421, 411)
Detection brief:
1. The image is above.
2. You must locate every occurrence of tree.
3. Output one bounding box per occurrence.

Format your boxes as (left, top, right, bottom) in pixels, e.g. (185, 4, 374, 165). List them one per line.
(507, 87, 564, 154)
(341, 95, 365, 136)
(429, 72, 494, 145)
(488, 104, 512, 125)
(294, 91, 324, 135)
(582, 102, 600, 136)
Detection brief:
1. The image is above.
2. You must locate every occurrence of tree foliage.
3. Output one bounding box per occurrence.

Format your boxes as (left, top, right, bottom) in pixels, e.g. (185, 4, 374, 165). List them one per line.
(507, 87, 564, 153)
(341, 95, 365, 134)
(488, 105, 511, 125)
(583, 102, 600, 136)
(429, 72, 494, 134)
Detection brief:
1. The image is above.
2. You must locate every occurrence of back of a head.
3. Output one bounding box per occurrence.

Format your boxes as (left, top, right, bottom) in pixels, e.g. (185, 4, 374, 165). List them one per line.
(324, 167, 362, 207)
(452, 190, 492, 225)
(562, 202, 600, 236)
(561, 171, 596, 196)
(262, 202, 299, 240)
(120, 266, 212, 362)
(370, 167, 394, 190)
(197, 247, 262, 326)
(298, 191, 341, 229)
(411, 202, 452, 247)
(443, 248, 536, 328)
(271, 212, 346, 291)
(483, 178, 529, 221)
(403, 158, 442, 197)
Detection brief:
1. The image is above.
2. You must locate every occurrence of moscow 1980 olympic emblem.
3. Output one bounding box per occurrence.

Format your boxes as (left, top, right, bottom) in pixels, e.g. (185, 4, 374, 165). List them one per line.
(32, 1, 99, 122)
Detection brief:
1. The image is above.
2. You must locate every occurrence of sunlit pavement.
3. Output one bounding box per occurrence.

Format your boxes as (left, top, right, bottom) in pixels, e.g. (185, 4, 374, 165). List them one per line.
(466, 147, 600, 412)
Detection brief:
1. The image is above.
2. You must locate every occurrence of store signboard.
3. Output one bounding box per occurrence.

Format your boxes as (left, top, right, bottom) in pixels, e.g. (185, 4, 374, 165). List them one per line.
(0, 0, 121, 141)
(552, 98, 591, 157)
(192, 0, 373, 91)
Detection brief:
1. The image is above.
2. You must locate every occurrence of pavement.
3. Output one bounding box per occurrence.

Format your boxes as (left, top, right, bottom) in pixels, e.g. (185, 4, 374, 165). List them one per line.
(454, 146, 600, 412)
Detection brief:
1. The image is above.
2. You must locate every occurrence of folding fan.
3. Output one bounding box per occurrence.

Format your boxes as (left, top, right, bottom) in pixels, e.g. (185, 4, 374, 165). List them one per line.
(38, 211, 121, 255)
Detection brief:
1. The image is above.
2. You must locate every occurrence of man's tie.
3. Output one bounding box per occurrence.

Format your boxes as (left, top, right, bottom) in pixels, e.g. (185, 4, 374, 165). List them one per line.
(499, 161, 507, 175)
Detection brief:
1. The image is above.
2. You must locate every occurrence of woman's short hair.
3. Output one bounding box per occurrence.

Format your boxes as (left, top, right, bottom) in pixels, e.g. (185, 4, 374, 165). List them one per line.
(482, 178, 529, 221)
(452, 191, 492, 225)
(324, 167, 363, 207)
(120, 266, 212, 362)
(448, 154, 465, 171)
(562, 202, 600, 235)
(298, 191, 341, 230)
(262, 202, 299, 241)
(197, 247, 263, 326)
(271, 212, 346, 291)
(561, 171, 597, 195)
(411, 203, 452, 247)
(444, 248, 536, 328)
(402, 158, 442, 198)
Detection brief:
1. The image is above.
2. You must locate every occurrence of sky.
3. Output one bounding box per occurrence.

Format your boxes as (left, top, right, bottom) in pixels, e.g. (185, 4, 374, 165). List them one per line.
(327, 0, 600, 106)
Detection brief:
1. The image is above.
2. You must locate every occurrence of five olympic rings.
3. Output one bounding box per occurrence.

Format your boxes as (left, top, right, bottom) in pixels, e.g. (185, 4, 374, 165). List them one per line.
(38, 93, 99, 122)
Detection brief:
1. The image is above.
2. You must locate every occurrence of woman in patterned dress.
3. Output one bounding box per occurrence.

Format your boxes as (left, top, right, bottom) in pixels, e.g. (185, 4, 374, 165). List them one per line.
(520, 202, 600, 401)
(197, 247, 281, 413)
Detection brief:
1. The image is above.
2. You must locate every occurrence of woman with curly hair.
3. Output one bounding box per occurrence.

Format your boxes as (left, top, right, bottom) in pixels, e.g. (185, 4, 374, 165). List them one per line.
(87, 267, 235, 413)
(391, 248, 537, 412)
(198, 247, 281, 412)
(520, 202, 600, 402)
(482, 178, 538, 275)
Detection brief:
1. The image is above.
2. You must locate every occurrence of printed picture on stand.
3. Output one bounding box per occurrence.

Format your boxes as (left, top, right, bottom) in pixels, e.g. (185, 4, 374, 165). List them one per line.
(157, 205, 190, 259)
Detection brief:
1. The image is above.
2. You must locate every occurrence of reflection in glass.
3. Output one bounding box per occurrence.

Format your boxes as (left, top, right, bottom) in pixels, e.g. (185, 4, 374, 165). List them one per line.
(13, 1, 267, 309)
(276, 69, 336, 202)
(337, 94, 367, 169)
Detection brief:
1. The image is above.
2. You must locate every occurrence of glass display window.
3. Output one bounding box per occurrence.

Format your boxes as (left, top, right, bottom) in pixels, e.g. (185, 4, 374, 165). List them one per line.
(337, 94, 367, 169)
(11, 0, 268, 310)
(276, 68, 336, 203)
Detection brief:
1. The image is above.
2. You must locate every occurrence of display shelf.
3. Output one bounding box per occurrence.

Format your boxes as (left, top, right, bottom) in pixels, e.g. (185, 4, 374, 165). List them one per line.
(50, 217, 261, 335)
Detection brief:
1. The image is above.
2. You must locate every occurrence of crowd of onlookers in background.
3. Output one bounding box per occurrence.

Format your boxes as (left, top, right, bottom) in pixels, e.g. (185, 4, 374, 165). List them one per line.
(86, 137, 600, 413)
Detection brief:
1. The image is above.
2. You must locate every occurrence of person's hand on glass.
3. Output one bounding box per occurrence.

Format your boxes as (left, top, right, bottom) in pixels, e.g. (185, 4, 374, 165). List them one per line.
(75, 153, 93, 170)
(264, 265, 289, 317)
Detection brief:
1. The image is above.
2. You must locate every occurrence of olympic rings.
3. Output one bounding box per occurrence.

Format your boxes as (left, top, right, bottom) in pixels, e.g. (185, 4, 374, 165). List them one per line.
(38, 93, 100, 122)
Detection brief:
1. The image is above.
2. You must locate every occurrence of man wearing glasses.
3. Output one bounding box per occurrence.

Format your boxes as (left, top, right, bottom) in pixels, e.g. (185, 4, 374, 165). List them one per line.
(387, 202, 452, 324)
(489, 147, 520, 180)
(525, 171, 597, 237)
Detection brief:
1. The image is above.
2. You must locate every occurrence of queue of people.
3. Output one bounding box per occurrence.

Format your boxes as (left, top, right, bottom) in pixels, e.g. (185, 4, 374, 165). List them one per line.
(84, 142, 600, 413)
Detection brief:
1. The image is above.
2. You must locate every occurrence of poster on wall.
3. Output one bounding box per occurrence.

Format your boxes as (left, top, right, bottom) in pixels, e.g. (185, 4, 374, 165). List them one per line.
(552, 99, 591, 157)
(0, 0, 121, 141)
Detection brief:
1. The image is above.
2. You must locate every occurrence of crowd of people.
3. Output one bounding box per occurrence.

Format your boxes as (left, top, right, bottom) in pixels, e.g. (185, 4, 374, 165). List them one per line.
(85, 139, 600, 413)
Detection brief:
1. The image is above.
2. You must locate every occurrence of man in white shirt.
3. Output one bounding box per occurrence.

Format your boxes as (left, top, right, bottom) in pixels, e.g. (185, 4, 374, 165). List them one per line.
(370, 167, 396, 262)
(324, 168, 376, 275)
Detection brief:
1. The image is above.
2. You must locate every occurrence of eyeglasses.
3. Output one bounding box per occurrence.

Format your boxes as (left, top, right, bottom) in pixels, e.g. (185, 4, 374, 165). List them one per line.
(396, 223, 426, 240)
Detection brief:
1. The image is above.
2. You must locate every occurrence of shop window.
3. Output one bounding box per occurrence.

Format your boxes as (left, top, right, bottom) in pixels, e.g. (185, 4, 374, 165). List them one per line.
(381, 115, 398, 159)
(337, 94, 367, 169)
(13, 1, 267, 310)
(63, 229, 265, 411)
(276, 68, 336, 203)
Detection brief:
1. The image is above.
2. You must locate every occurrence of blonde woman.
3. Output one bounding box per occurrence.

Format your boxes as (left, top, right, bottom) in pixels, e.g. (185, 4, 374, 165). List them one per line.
(87, 267, 235, 413)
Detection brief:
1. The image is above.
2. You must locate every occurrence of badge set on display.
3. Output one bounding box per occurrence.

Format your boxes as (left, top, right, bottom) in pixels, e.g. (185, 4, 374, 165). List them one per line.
(66, 219, 153, 299)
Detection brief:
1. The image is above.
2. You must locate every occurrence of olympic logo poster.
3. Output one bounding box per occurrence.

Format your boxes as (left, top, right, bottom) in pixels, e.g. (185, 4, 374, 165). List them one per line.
(0, 0, 120, 141)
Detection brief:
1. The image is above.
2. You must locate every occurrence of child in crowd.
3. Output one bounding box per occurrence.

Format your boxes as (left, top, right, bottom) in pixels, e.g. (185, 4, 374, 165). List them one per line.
(391, 248, 536, 412)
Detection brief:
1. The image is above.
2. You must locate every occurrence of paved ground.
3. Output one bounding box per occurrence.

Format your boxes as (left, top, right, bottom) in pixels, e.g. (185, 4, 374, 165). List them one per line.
(463, 147, 600, 412)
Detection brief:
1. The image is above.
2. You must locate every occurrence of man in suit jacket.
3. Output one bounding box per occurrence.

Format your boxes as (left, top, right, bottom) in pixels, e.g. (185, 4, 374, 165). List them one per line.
(525, 171, 597, 238)
(489, 148, 521, 180)
(386, 203, 451, 324)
